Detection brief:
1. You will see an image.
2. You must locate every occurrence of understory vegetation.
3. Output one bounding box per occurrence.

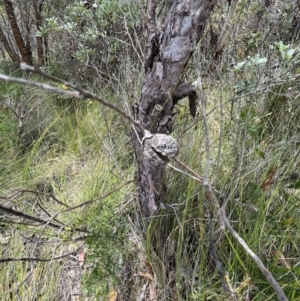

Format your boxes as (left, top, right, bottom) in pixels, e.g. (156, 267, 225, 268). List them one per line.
(1, 0, 300, 300)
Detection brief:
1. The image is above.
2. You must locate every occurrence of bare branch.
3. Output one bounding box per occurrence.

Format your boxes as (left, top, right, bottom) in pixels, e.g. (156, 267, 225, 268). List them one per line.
(19, 63, 145, 135)
(215, 0, 239, 58)
(0, 204, 89, 233)
(0, 74, 81, 98)
(172, 156, 288, 301)
(195, 56, 211, 177)
(221, 211, 288, 301)
(135, 0, 148, 28)
(0, 204, 64, 230)
(0, 245, 83, 263)
(0, 189, 70, 208)
(35, 203, 65, 226)
(146, 0, 157, 35)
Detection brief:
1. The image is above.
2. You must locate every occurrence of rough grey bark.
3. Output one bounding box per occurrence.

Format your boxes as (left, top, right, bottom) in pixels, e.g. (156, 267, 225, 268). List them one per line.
(133, 0, 217, 217)
(33, 0, 45, 66)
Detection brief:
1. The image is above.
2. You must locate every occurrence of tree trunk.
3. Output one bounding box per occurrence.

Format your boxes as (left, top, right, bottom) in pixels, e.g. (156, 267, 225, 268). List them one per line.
(212, 0, 239, 67)
(33, 0, 45, 66)
(4, 0, 33, 65)
(0, 26, 20, 63)
(133, 0, 217, 217)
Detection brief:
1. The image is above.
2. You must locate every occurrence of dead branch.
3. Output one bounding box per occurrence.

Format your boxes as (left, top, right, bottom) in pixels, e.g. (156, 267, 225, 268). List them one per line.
(215, 0, 239, 59)
(0, 74, 80, 97)
(0, 189, 70, 207)
(0, 204, 64, 230)
(146, 0, 157, 35)
(171, 157, 288, 301)
(0, 204, 89, 233)
(0, 245, 83, 263)
(0, 65, 145, 135)
(221, 212, 288, 301)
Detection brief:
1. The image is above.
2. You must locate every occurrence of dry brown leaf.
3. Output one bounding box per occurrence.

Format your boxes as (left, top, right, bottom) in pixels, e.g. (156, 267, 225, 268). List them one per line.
(260, 167, 278, 191)
(149, 282, 157, 301)
(136, 271, 157, 301)
(136, 271, 154, 281)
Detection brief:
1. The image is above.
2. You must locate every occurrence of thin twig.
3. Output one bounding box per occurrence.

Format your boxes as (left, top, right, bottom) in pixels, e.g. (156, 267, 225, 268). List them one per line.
(195, 55, 211, 177)
(28, 180, 134, 245)
(21, 63, 145, 134)
(0, 189, 70, 208)
(0, 245, 83, 263)
(0, 65, 145, 135)
(57, 180, 134, 215)
(35, 203, 65, 226)
(0, 74, 80, 97)
(15, 271, 33, 298)
(215, 0, 239, 55)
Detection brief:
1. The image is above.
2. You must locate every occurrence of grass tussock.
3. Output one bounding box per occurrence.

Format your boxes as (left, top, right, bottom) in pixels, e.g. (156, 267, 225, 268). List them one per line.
(0, 86, 134, 300)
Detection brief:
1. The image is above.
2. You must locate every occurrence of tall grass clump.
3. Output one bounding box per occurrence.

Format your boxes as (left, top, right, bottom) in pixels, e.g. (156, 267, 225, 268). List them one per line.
(0, 77, 135, 300)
